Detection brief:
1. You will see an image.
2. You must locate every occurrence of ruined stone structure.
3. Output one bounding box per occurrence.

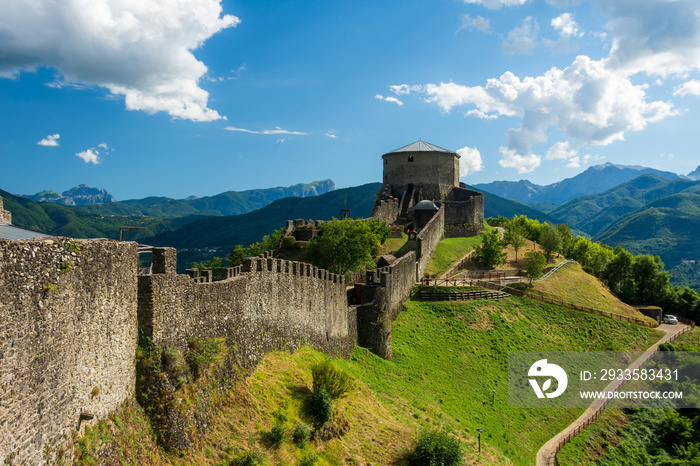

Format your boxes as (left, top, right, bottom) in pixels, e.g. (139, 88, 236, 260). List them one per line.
(372, 140, 485, 237)
(0, 197, 11, 224)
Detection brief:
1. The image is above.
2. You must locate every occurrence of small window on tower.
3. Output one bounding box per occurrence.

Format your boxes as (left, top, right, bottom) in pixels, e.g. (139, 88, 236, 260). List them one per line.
(408, 155, 414, 162)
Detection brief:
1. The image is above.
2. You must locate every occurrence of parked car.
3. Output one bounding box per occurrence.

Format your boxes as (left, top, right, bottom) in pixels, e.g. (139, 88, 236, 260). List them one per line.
(663, 314, 679, 324)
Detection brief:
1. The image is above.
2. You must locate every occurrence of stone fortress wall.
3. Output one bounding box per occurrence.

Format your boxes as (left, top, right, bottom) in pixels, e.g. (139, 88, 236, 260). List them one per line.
(139, 248, 353, 366)
(0, 239, 138, 465)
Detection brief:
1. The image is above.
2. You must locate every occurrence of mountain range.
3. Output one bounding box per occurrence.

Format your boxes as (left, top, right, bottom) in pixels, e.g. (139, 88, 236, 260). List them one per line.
(474, 163, 687, 206)
(21, 179, 337, 217)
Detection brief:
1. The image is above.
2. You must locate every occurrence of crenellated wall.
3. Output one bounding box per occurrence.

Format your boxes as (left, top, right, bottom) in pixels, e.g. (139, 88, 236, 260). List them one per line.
(416, 205, 445, 278)
(139, 250, 352, 367)
(0, 238, 138, 465)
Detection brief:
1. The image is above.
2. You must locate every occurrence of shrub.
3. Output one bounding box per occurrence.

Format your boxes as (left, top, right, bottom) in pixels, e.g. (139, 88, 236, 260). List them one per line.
(293, 422, 311, 448)
(309, 384, 333, 425)
(269, 422, 286, 446)
(410, 429, 464, 466)
(294, 240, 310, 250)
(232, 448, 265, 466)
(311, 360, 354, 399)
(659, 342, 676, 352)
(281, 236, 296, 250)
(298, 450, 318, 466)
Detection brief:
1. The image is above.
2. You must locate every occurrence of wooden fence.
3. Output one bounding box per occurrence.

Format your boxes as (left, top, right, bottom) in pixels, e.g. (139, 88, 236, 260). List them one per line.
(419, 289, 510, 301)
(550, 324, 694, 465)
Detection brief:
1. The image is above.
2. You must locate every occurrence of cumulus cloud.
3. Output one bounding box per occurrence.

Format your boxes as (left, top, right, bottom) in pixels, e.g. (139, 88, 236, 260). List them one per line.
(375, 94, 404, 105)
(416, 56, 675, 173)
(223, 126, 308, 135)
(600, 0, 700, 77)
(457, 146, 484, 176)
(502, 17, 539, 54)
(457, 15, 491, 34)
(498, 148, 541, 173)
(0, 0, 240, 121)
(674, 80, 700, 97)
(546, 141, 577, 160)
(389, 84, 422, 96)
(551, 13, 583, 38)
(462, 0, 528, 9)
(76, 148, 100, 164)
(37, 134, 60, 147)
(325, 130, 338, 139)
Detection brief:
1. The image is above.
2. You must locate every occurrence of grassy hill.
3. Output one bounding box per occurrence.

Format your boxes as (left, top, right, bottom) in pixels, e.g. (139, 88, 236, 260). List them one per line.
(70, 294, 663, 465)
(594, 192, 700, 270)
(0, 188, 198, 241)
(549, 175, 700, 235)
(145, 183, 383, 252)
(532, 262, 655, 322)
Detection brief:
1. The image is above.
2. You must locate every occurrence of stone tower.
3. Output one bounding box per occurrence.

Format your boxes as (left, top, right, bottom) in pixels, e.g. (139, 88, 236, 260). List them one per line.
(372, 140, 485, 237)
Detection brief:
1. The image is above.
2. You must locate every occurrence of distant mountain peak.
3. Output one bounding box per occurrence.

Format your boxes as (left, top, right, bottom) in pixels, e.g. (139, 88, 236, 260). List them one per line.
(23, 184, 116, 206)
(688, 165, 700, 181)
(475, 163, 681, 205)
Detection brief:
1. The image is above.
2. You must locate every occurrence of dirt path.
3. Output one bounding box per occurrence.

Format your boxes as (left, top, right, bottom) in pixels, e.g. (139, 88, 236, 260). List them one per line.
(536, 323, 692, 465)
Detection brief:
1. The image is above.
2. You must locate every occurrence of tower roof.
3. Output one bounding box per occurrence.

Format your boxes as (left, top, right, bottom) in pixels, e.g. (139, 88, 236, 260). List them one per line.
(384, 140, 458, 157)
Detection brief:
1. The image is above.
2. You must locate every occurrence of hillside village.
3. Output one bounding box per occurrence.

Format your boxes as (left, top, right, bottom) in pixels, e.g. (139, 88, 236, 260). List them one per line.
(1, 141, 700, 465)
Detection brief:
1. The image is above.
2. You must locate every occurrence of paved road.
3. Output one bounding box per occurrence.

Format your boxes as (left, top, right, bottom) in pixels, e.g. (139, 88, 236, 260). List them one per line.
(536, 323, 691, 465)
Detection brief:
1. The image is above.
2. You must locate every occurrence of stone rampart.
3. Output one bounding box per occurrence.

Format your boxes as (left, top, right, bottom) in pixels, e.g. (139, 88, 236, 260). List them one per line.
(0, 238, 138, 465)
(139, 250, 351, 368)
(416, 205, 445, 278)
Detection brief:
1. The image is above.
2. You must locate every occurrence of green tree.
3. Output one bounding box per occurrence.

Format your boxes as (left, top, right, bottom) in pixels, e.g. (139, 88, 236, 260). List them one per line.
(306, 218, 386, 275)
(504, 219, 526, 262)
(192, 256, 225, 276)
(633, 255, 670, 305)
(555, 223, 574, 257)
(538, 223, 561, 262)
(226, 228, 284, 267)
(525, 252, 547, 283)
(604, 247, 636, 301)
(473, 229, 506, 269)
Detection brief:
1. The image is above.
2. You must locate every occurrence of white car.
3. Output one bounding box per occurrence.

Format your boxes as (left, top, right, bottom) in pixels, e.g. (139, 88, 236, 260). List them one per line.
(663, 314, 679, 324)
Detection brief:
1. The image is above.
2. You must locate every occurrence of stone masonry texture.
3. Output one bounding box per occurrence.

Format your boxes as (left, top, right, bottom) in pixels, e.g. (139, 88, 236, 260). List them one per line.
(0, 238, 138, 465)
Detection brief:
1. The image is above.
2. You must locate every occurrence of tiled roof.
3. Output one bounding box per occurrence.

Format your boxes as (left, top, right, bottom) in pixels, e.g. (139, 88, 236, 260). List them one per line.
(386, 140, 457, 155)
(0, 223, 54, 241)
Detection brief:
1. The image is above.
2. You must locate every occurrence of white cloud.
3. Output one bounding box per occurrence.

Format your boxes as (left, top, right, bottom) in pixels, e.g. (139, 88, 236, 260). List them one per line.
(600, 0, 700, 77)
(457, 146, 484, 176)
(223, 126, 308, 135)
(502, 17, 539, 54)
(462, 0, 528, 9)
(37, 133, 60, 147)
(0, 0, 239, 121)
(76, 148, 100, 164)
(417, 56, 675, 172)
(498, 148, 541, 173)
(566, 156, 581, 168)
(551, 13, 583, 38)
(389, 84, 422, 96)
(325, 130, 338, 139)
(98, 142, 109, 149)
(457, 15, 491, 34)
(546, 141, 577, 160)
(674, 80, 700, 97)
(375, 94, 404, 105)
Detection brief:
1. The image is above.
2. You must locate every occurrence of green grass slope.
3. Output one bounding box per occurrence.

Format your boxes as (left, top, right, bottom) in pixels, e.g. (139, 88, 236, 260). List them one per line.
(71, 296, 663, 465)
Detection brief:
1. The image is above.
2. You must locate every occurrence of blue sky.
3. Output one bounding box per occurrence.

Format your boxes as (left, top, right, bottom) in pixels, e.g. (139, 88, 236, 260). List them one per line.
(1, 0, 699, 200)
